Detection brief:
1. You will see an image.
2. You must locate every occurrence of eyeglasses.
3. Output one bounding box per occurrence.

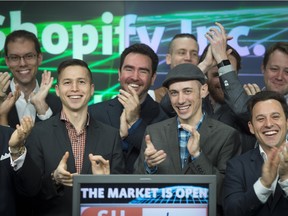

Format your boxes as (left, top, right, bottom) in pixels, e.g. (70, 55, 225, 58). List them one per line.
(7, 53, 38, 64)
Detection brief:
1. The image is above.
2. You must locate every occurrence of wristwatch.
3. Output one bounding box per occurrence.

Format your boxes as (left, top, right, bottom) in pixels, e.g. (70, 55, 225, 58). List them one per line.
(217, 59, 231, 69)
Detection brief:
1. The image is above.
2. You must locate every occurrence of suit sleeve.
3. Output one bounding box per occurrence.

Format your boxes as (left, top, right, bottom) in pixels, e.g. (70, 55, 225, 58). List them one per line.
(222, 158, 263, 216)
(219, 68, 251, 123)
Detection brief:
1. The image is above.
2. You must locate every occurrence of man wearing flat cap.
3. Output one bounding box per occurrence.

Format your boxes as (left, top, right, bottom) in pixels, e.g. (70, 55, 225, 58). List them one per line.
(134, 63, 240, 215)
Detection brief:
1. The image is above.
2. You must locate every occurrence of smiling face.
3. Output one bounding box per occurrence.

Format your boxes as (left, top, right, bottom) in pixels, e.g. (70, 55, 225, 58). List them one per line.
(166, 37, 199, 69)
(248, 99, 288, 151)
(168, 80, 208, 125)
(56, 65, 94, 113)
(118, 53, 156, 103)
(5, 38, 42, 87)
(262, 50, 288, 95)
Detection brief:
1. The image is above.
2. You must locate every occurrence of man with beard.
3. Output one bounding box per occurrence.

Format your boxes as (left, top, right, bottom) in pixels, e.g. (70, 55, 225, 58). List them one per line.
(200, 44, 256, 153)
(89, 43, 168, 174)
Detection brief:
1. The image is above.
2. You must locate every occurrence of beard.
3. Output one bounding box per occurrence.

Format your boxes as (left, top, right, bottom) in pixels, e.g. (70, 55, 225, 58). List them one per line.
(208, 85, 225, 104)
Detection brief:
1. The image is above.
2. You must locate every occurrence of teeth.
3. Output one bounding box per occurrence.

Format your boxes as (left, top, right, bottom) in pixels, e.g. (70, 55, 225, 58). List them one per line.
(19, 70, 29, 74)
(264, 131, 277, 135)
(178, 105, 190, 110)
(69, 96, 81, 99)
(129, 84, 139, 88)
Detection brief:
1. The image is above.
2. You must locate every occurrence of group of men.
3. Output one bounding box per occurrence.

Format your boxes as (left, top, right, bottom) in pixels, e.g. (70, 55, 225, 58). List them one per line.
(1, 21, 288, 216)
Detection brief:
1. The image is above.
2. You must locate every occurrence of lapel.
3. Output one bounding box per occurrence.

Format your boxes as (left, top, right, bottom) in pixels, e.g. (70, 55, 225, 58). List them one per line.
(51, 115, 77, 173)
(270, 181, 282, 210)
(164, 117, 182, 172)
(107, 98, 123, 128)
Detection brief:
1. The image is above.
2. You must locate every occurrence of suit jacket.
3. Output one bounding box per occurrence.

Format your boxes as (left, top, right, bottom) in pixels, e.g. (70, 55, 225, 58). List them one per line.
(134, 115, 241, 207)
(210, 102, 256, 153)
(0, 125, 41, 216)
(7, 87, 62, 129)
(25, 113, 125, 216)
(88, 95, 168, 173)
(222, 147, 288, 216)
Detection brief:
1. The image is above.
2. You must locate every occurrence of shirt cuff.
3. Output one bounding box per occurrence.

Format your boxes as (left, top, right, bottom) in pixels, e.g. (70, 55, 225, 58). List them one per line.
(253, 178, 273, 203)
(10, 147, 27, 171)
(144, 161, 157, 174)
(218, 64, 234, 76)
(37, 107, 53, 120)
(278, 178, 288, 197)
(128, 118, 143, 134)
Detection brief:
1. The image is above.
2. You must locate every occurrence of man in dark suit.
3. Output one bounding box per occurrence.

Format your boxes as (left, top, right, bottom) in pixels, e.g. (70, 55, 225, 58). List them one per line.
(89, 43, 168, 173)
(0, 30, 61, 128)
(134, 63, 240, 215)
(0, 116, 41, 216)
(26, 59, 125, 216)
(222, 91, 288, 216)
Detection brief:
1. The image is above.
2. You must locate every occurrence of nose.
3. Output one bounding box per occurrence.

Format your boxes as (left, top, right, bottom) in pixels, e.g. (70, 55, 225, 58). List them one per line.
(19, 57, 27, 66)
(178, 92, 185, 104)
(275, 70, 284, 80)
(131, 71, 140, 80)
(71, 81, 79, 91)
(184, 52, 191, 61)
(264, 117, 273, 128)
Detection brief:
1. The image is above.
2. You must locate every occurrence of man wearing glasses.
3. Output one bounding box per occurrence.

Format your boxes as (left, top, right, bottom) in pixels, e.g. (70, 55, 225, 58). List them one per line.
(0, 30, 61, 128)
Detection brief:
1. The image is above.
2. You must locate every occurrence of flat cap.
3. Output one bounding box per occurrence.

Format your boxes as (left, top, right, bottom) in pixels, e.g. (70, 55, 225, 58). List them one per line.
(162, 63, 206, 88)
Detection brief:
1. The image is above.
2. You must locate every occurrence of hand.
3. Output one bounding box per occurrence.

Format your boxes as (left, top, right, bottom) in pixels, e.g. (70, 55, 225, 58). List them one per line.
(0, 85, 21, 125)
(260, 147, 281, 188)
(243, 83, 261, 95)
(279, 143, 288, 182)
(144, 135, 166, 168)
(0, 72, 11, 102)
(180, 124, 201, 157)
(9, 116, 34, 149)
(30, 70, 52, 115)
(117, 86, 140, 127)
(119, 110, 129, 139)
(89, 154, 110, 175)
(53, 152, 74, 187)
(205, 22, 232, 64)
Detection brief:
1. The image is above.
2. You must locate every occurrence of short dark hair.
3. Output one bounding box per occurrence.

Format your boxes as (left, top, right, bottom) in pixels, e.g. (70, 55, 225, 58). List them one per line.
(119, 43, 159, 75)
(262, 42, 288, 69)
(247, 91, 288, 120)
(57, 59, 93, 84)
(4, 30, 41, 56)
(168, 33, 198, 54)
(199, 44, 241, 71)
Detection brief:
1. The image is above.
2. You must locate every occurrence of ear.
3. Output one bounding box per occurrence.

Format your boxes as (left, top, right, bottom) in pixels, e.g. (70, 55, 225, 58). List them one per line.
(37, 53, 43, 66)
(55, 85, 60, 97)
(150, 73, 157, 86)
(118, 69, 121, 82)
(261, 64, 265, 75)
(200, 83, 209, 98)
(248, 121, 255, 135)
(90, 84, 95, 97)
(166, 53, 171, 65)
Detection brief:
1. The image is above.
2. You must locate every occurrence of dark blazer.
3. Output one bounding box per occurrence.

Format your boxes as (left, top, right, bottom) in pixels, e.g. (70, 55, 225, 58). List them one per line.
(0, 125, 41, 216)
(89, 95, 168, 173)
(222, 147, 288, 216)
(7, 87, 62, 129)
(134, 115, 241, 207)
(25, 113, 125, 216)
